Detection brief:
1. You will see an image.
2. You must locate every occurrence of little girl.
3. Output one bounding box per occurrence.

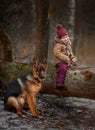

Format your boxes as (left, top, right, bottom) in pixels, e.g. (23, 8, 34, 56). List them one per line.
(53, 24, 78, 90)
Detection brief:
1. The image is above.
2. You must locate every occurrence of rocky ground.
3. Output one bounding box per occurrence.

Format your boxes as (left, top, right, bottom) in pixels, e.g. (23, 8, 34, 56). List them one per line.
(0, 94, 95, 130)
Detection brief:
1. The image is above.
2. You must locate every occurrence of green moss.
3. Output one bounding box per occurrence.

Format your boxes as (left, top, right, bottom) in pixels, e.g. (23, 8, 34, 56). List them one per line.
(0, 63, 56, 86)
(0, 62, 32, 85)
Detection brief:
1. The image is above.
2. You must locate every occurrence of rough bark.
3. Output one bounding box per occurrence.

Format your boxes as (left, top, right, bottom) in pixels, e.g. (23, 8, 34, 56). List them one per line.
(0, 24, 12, 61)
(33, 0, 50, 62)
(41, 66, 95, 100)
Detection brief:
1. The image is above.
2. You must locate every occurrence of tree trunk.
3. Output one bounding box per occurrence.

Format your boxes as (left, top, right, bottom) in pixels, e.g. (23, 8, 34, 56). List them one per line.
(33, 0, 50, 62)
(41, 66, 95, 100)
(0, 24, 12, 61)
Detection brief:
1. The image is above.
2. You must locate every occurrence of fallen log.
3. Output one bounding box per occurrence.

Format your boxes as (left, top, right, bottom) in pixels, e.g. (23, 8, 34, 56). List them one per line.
(41, 66, 95, 100)
(0, 62, 95, 100)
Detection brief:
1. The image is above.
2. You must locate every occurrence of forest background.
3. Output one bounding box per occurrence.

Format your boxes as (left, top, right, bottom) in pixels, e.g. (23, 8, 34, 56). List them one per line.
(0, 2, 95, 129)
(0, 0, 95, 67)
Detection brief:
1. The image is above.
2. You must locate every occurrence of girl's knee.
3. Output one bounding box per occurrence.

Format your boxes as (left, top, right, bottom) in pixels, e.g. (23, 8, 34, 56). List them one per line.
(59, 64, 67, 71)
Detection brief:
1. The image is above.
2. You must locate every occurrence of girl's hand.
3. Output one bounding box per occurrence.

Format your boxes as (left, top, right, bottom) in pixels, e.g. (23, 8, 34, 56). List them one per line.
(72, 57, 77, 62)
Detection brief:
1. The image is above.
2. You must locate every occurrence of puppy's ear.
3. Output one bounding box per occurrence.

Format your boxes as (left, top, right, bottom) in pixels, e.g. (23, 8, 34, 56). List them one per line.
(42, 58, 48, 67)
(31, 57, 39, 66)
(43, 58, 47, 64)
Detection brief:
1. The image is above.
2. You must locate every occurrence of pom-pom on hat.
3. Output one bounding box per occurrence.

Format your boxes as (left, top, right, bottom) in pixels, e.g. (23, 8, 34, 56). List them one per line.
(56, 24, 68, 39)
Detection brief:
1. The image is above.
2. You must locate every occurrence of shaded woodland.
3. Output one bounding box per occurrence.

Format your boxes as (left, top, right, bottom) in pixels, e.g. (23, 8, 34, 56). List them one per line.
(0, 0, 95, 99)
(0, 0, 95, 65)
(0, 1, 95, 130)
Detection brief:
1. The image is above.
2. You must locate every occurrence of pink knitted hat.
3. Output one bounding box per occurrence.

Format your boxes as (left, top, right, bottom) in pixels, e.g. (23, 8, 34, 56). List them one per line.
(56, 24, 68, 39)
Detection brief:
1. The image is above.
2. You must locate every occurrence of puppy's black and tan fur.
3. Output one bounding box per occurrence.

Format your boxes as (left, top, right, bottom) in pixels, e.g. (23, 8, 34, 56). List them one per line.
(4, 62, 47, 117)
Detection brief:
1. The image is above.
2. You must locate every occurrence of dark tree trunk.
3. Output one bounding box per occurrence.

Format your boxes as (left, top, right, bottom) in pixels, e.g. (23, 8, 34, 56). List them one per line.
(0, 24, 12, 61)
(34, 0, 50, 62)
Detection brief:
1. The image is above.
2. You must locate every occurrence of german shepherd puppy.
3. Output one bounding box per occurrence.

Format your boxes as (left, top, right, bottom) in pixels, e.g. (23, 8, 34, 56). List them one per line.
(4, 61, 47, 117)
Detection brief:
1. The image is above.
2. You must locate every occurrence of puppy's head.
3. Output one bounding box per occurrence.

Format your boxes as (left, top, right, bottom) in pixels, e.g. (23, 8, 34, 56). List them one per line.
(32, 59, 47, 81)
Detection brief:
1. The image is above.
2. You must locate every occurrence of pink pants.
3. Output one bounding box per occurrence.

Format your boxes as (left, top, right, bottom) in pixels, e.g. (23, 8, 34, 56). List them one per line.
(56, 62, 67, 87)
